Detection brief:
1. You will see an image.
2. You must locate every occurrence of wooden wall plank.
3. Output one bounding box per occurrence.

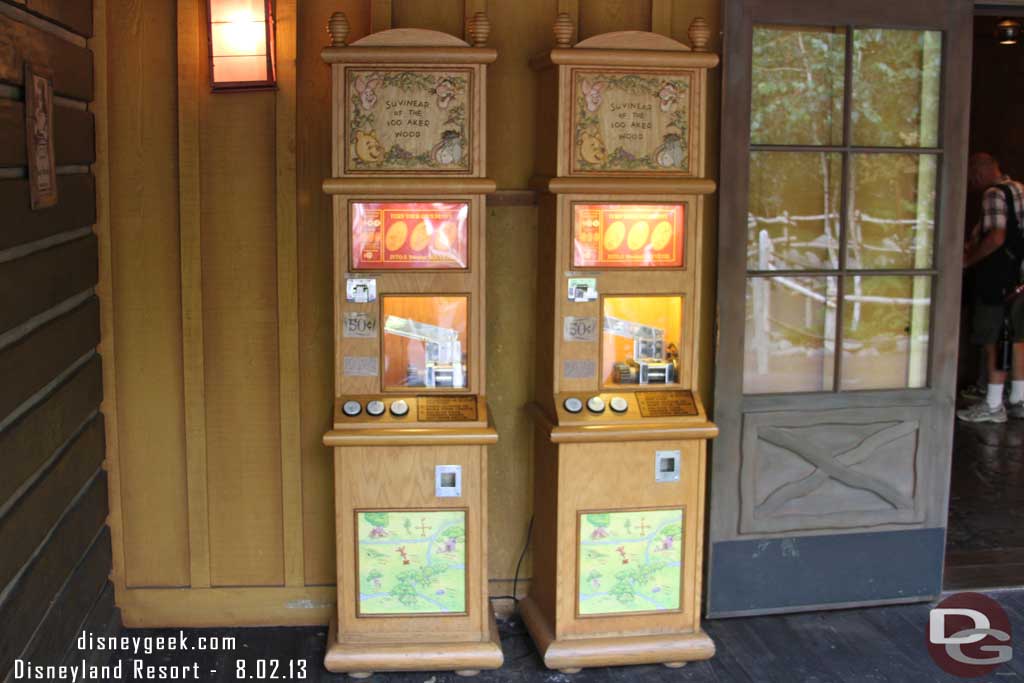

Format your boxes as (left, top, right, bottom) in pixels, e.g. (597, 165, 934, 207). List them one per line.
(0, 417, 103, 589)
(297, 0, 371, 586)
(107, 0, 190, 589)
(0, 175, 95, 251)
(0, 297, 98, 423)
(0, 355, 100, 505)
(0, 234, 98, 335)
(200, 89, 284, 587)
(487, 0, 554, 189)
(22, 533, 111, 671)
(177, 0, 211, 591)
(578, 0, 652, 39)
(0, 13, 93, 100)
(391, 0, 463, 35)
(21, 0, 94, 37)
(0, 100, 95, 167)
(0, 473, 107, 678)
(274, 0, 304, 588)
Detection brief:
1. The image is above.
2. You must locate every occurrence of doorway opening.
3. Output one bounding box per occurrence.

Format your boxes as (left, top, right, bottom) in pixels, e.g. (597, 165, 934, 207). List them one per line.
(946, 11, 1024, 591)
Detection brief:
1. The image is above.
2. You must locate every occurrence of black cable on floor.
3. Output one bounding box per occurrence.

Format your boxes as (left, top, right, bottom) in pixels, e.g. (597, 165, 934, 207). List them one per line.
(489, 515, 534, 604)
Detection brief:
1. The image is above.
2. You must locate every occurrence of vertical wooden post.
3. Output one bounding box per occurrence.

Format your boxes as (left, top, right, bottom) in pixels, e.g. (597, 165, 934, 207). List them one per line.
(177, 0, 211, 590)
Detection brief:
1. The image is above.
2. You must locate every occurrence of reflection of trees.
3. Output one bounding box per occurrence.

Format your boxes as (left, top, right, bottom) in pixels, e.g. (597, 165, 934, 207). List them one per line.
(745, 27, 939, 391)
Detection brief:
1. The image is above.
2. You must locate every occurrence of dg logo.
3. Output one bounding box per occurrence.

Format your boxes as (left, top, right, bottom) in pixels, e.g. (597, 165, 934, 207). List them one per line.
(928, 592, 1013, 678)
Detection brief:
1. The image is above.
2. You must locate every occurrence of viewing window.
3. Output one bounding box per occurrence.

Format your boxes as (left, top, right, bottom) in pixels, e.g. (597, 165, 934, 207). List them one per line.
(382, 296, 468, 390)
(601, 296, 683, 387)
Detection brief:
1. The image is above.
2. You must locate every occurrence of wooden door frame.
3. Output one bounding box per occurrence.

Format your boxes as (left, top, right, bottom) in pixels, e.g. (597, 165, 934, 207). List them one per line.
(708, 0, 974, 615)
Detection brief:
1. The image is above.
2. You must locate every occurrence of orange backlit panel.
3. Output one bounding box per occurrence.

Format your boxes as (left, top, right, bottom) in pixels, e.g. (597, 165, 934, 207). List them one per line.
(351, 202, 468, 270)
(573, 203, 684, 268)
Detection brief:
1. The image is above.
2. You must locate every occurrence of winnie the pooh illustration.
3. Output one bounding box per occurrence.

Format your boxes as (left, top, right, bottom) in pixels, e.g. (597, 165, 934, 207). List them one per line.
(578, 129, 607, 166)
(353, 129, 384, 164)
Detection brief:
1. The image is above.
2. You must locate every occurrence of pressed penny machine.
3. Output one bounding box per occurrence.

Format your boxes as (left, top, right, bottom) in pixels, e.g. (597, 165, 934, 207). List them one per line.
(320, 13, 502, 677)
(523, 15, 719, 672)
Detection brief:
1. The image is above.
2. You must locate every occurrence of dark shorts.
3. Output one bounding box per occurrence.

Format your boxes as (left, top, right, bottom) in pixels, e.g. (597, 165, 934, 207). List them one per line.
(971, 297, 1024, 344)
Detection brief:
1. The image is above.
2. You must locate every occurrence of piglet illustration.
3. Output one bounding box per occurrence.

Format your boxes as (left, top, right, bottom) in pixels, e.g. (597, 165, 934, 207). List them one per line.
(354, 74, 381, 110)
(615, 546, 629, 565)
(396, 546, 411, 565)
(581, 79, 607, 112)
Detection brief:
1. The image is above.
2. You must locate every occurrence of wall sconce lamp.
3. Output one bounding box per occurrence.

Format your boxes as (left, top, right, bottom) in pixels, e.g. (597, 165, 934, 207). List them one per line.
(206, 0, 276, 91)
(996, 18, 1021, 46)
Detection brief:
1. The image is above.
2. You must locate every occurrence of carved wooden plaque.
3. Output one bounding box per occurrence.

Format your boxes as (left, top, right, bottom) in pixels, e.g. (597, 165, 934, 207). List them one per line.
(417, 395, 478, 422)
(569, 68, 698, 176)
(636, 391, 697, 418)
(345, 68, 473, 174)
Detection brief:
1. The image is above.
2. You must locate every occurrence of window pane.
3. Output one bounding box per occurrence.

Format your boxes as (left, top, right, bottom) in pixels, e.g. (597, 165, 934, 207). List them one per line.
(602, 296, 683, 387)
(744, 276, 837, 394)
(841, 276, 931, 390)
(852, 29, 942, 148)
(751, 26, 846, 146)
(847, 154, 937, 270)
(748, 152, 841, 270)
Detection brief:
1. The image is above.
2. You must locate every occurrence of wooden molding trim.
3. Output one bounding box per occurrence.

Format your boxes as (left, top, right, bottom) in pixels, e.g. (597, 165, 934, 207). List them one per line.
(323, 177, 497, 195)
(324, 426, 498, 447)
(321, 46, 497, 65)
(535, 176, 717, 196)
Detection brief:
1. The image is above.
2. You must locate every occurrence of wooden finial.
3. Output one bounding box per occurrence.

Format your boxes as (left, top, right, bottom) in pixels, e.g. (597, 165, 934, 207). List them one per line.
(467, 11, 491, 47)
(553, 12, 575, 48)
(328, 11, 350, 47)
(688, 16, 710, 52)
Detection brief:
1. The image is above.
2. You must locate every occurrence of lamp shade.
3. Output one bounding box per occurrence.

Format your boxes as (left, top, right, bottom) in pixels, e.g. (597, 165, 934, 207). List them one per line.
(207, 0, 276, 90)
(997, 18, 1021, 46)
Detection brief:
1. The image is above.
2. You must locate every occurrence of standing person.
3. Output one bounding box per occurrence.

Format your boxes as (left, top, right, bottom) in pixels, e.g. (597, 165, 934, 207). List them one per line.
(958, 153, 1024, 423)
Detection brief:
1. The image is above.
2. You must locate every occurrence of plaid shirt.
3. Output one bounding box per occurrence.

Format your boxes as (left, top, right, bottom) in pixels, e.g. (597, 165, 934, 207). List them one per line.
(981, 175, 1024, 234)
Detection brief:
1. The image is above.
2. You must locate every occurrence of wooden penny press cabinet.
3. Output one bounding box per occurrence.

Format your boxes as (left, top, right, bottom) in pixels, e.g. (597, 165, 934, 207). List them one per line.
(522, 16, 719, 672)
(320, 13, 502, 677)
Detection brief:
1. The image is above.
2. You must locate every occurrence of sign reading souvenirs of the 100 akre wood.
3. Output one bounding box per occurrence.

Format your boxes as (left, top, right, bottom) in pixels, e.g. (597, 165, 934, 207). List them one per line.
(346, 68, 473, 173)
(571, 69, 698, 176)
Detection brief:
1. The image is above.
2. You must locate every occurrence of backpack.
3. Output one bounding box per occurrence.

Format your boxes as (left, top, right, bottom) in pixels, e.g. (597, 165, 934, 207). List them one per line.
(976, 183, 1024, 305)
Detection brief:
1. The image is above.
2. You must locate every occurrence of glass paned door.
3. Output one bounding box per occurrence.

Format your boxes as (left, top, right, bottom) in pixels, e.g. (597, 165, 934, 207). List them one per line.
(744, 26, 940, 395)
(709, 0, 972, 617)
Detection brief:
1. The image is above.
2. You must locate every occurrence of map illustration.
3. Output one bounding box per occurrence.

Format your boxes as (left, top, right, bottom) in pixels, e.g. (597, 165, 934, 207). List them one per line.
(578, 508, 684, 616)
(356, 510, 467, 615)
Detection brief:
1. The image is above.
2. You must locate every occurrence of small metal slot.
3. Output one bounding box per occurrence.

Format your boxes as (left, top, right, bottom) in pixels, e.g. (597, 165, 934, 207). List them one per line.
(655, 450, 681, 482)
(435, 465, 462, 497)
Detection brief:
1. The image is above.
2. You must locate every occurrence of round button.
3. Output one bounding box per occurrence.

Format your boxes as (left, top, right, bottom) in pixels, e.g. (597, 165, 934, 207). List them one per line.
(390, 399, 410, 417)
(342, 400, 362, 417)
(563, 397, 583, 414)
(610, 396, 628, 413)
(586, 396, 606, 414)
(366, 400, 386, 417)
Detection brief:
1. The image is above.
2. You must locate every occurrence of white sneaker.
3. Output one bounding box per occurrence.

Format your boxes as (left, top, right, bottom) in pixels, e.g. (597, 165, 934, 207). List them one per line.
(1009, 401, 1024, 419)
(957, 401, 1007, 423)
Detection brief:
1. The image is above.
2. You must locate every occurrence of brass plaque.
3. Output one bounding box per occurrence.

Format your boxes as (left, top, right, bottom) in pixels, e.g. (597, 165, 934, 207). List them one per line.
(417, 395, 478, 422)
(636, 391, 697, 418)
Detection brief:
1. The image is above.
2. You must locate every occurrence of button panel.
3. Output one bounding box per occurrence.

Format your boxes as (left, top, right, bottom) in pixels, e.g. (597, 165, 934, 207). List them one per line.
(366, 400, 386, 416)
(563, 397, 583, 414)
(342, 400, 362, 417)
(609, 396, 628, 413)
(390, 399, 410, 417)
(586, 396, 606, 413)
